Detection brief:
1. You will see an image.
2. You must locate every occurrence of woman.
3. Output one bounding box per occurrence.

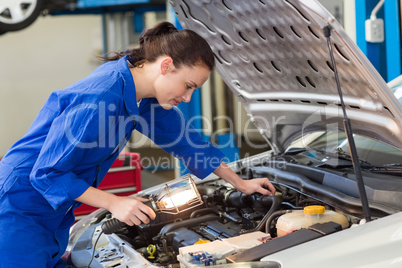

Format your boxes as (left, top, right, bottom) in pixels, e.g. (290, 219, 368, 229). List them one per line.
(0, 22, 275, 267)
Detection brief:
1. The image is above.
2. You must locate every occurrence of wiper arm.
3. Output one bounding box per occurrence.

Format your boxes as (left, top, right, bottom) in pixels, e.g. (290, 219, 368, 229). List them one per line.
(334, 148, 373, 167)
(366, 164, 402, 175)
(284, 148, 307, 155)
(310, 148, 372, 168)
(383, 163, 402, 167)
(306, 147, 401, 175)
(335, 149, 402, 174)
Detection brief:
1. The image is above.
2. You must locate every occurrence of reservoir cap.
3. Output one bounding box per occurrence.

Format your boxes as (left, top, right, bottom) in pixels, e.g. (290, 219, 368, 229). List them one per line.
(304, 205, 325, 215)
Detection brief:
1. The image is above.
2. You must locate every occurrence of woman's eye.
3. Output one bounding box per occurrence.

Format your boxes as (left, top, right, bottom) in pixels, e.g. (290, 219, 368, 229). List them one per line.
(186, 84, 192, 90)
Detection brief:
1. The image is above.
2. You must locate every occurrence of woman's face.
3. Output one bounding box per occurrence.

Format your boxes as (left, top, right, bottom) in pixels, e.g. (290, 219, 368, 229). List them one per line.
(154, 61, 210, 110)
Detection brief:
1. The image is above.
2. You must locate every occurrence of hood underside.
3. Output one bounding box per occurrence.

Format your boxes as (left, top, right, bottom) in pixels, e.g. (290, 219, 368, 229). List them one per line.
(170, 0, 402, 153)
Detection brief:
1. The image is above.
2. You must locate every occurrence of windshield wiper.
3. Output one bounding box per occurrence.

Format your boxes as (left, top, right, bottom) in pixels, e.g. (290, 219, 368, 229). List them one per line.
(334, 148, 374, 167)
(287, 147, 401, 175)
(333, 149, 402, 175)
(304, 147, 370, 167)
(366, 163, 402, 175)
(314, 149, 401, 175)
(284, 148, 307, 155)
(384, 163, 402, 167)
(313, 150, 373, 169)
(324, 149, 402, 175)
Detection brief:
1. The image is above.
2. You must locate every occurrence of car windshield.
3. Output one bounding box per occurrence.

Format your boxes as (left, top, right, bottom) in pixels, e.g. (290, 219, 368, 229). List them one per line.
(389, 75, 402, 104)
(390, 85, 402, 105)
(287, 75, 402, 169)
(292, 131, 402, 167)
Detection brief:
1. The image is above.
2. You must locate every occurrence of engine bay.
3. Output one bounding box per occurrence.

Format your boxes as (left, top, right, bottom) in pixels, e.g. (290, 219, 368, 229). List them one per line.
(67, 152, 402, 268)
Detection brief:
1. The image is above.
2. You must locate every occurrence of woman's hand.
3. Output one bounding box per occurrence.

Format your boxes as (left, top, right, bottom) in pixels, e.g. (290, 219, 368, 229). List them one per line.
(107, 196, 156, 226)
(235, 177, 276, 196)
(75, 187, 156, 226)
(213, 162, 276, 196)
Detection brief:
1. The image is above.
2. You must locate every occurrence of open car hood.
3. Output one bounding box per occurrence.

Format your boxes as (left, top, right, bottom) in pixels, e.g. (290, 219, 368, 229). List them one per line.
(170, 0, 402, 153)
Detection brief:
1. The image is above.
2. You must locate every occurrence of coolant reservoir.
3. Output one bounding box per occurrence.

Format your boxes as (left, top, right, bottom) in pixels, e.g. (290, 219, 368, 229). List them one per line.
(276, 205, 349, 237)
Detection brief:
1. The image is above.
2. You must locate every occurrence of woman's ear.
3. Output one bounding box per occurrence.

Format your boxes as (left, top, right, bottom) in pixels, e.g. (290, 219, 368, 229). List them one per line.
(160, 57, 174, 75)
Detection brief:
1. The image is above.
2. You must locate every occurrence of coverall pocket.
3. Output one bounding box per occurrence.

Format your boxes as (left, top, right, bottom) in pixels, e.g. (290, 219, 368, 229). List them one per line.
(48, 226, 70, 268)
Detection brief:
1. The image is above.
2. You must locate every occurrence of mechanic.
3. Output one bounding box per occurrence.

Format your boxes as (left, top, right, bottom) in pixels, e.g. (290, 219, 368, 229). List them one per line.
(0, 22, 276, 267)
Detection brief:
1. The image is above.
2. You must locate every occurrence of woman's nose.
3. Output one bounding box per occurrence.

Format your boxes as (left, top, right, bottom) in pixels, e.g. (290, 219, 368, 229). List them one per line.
(182, 90, 193, 103)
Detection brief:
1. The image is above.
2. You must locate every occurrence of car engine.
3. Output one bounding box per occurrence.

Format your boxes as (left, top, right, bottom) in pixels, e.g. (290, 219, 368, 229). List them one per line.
(67, 150, 402, 268)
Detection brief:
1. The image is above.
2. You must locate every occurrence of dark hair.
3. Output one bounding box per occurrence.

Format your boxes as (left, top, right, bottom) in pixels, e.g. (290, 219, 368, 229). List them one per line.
(104, 22, 215, 71)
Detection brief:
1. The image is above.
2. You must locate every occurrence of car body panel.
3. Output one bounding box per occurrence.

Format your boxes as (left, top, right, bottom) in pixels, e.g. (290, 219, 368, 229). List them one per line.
(169, 0, 402, 152)
(261, 211, 402, 268)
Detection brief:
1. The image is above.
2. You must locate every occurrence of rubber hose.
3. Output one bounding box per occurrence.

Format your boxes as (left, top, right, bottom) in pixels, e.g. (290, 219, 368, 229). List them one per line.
(101, 218, 128, 234)
(281, 202, 303, 210)
(255, 195, 281, 232)
(159, 214, 220, 236)
(190, 208, 220, 218)
(242, 195, 281, 234)
(190, 207, 242, 223)
(265, 210, 293, 237)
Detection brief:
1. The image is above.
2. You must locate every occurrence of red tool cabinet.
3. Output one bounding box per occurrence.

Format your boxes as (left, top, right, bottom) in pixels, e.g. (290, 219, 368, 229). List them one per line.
(74, 152, 142, 219)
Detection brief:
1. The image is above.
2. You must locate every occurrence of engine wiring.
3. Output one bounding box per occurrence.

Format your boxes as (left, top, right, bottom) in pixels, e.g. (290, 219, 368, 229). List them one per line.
(87, 230, 104, 268)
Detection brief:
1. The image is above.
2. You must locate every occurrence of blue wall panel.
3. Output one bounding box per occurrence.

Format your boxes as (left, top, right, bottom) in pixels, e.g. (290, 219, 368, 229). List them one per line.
(355, 0, 401, 82)
(384, 0, 401, 81)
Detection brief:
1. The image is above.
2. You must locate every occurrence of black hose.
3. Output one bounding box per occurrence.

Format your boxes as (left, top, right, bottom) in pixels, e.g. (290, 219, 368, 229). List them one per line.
(159, 214, 220, 236)
(265, 210, 292, 237)
(281, 202, 303, 210)
(255, 196, 281, 232)
(101, 218, 128, 235)
(190, 207, 242, 223)
(241, 196, 281, 234)
(190, 208, 220, 218)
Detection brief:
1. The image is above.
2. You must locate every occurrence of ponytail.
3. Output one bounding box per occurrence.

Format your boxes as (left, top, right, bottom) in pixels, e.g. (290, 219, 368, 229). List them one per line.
(102, 22, 215, 71)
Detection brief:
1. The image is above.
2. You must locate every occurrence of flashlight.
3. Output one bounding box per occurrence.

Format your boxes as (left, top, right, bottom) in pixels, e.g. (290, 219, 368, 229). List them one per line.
(149, 175, 203, 214)
(101, 175, 203, 234)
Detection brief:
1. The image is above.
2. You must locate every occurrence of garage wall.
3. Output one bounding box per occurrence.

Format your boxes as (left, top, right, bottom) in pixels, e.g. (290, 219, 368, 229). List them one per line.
(0, 15, 102, 157)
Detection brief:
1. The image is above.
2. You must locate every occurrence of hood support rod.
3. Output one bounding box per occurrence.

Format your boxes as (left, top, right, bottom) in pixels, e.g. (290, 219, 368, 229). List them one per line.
(323, 25, 371, 222)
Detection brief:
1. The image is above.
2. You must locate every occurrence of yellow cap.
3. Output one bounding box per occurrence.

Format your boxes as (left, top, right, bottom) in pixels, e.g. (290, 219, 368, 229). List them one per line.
(304, 205, 325, 215)
(194, 238, 210, 244)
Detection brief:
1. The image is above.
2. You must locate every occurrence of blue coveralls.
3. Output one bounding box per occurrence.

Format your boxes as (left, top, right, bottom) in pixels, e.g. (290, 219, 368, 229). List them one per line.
(0, 56, 224, 267)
